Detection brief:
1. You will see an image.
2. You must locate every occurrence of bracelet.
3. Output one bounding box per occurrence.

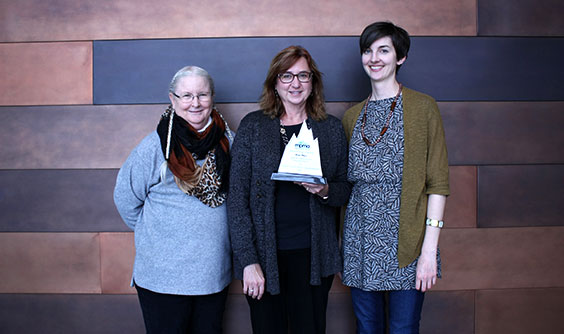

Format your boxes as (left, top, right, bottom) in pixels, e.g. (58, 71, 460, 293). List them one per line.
(321, 194, 329, 200)
(425, 218, 444, 228)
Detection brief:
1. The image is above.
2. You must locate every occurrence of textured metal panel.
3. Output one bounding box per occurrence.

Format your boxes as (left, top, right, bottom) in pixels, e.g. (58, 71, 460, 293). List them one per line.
(93, 37, 564, 104)
(0, 294, 144, 334)
(0, 233, 101, 293)
(0, 42, 92, 106)
(476, 288, 564, 334)
(0, 169, 126, 232)
(437, 227, 564, 291)
(421, 291, 475, 334)
(100, 232, 136, 294)
(441, 102, 564, 165)
(444, 166, 477, 228)
(0, 0, 476, 42)
(479, 0, 564, 36)
(478, 165, 564, 228)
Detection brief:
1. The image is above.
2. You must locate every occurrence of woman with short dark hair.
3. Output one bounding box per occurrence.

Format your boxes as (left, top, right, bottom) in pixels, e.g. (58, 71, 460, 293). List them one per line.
(342, 22, 450, 333)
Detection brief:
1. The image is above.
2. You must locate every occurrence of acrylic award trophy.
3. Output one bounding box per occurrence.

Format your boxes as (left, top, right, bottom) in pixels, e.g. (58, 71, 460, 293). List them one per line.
(271, 121, 327, 185)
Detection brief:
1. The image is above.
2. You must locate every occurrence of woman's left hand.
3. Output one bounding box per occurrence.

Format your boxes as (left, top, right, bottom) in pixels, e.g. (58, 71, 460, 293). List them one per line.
(415, 251, 437, 292)
(297, 182, 329, 198)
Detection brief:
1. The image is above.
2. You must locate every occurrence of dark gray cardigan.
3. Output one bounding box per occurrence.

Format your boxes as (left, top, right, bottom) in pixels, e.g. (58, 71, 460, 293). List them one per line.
(227, 110, 351, 294)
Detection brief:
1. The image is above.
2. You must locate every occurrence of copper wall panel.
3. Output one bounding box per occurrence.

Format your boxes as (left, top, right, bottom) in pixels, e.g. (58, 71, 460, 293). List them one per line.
(0, 0, 476, 43)
(476, 288, 564, 334)
(0, 294, 144, 333)
(0, 233, 101, 293)
(421, 291, 475, 334)
(478, 0, 564, 36)
(436, 227, 564, 291)
(0, 103, 350, 169)
(100, 232, 135, 294)
(441, 102, 564, 164)
(0, 169, 125, 232)
(0, 105, 161, 169)
(444, 166, 477, 228)
(479, 165, 564, 228)
(0, 42, 92, 106)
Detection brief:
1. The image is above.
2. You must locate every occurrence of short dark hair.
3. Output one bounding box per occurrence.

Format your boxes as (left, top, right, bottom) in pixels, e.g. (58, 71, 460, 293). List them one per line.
(259, 45, 326, 121)
(359, 21, 411, 72)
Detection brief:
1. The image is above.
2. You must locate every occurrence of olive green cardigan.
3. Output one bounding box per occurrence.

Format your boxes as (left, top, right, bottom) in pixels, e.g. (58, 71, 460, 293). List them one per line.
(342, 87, 450, 267)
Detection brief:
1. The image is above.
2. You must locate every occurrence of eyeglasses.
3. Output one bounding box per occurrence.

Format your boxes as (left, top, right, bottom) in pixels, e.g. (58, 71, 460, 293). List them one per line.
(171, 92, 212, 103)
(277, 71, 312, 83)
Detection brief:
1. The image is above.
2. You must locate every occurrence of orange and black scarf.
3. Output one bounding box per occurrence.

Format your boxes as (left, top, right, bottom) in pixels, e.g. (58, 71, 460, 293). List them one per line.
(156, 105, 230, 206)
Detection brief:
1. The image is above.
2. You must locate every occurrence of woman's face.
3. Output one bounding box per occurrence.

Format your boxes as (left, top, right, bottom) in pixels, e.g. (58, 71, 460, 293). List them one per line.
(361, 36, 406, 84)
(169, 75, 213, 130)
(275, 57, 313, 111)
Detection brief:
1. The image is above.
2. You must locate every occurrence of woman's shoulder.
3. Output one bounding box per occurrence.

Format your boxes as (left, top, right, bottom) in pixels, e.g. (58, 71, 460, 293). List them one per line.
(403, 87, 437, 105)
(130, 131, 162, 159)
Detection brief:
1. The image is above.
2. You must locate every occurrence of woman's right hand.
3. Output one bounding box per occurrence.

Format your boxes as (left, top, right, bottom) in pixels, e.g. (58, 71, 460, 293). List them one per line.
(243, 263, 265, 300)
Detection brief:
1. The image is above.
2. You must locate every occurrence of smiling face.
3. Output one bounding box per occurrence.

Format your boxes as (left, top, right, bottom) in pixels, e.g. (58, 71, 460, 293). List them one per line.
(275, 57, 313, 112)
(169, 75, 213, 130)
(361, 36, 406, 84)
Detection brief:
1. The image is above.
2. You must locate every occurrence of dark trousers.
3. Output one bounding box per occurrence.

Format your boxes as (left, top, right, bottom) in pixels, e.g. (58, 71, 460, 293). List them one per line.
(246, 248, 334, 334)
(350, 287, 425, 334)
(135, 284, 229, 334)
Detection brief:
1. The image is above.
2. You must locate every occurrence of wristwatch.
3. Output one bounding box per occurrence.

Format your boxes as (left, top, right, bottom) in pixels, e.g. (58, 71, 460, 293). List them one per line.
(425, 218, 444, 228)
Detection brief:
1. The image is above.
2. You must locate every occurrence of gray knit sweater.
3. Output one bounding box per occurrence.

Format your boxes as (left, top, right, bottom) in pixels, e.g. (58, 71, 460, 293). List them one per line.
(114, 131, 232, 295)
(227, 110, 351, 294)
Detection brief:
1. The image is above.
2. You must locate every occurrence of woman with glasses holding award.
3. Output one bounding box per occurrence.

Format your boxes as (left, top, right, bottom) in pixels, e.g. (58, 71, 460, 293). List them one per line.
(114, 66, 233, 333)
(228, 45, 351, 333)
(341, 22, 450, 333)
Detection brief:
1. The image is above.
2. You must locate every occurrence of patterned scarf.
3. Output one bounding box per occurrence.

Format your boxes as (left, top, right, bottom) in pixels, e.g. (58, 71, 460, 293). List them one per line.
(156, 105, 230, 207)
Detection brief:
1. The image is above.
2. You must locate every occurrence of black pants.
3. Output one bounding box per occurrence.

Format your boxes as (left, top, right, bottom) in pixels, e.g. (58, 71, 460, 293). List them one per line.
(246, 248, 334, 334)
(135, 284, 229, 334)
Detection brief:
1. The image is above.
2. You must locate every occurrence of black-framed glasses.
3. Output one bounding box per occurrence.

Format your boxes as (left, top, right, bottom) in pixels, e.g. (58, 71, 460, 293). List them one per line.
(277, 71, 312, 83)
(171, 92, 212, 103)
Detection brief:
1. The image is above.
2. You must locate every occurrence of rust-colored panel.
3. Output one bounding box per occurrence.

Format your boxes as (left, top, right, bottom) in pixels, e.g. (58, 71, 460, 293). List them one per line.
(100, 232, 136, 294)
(421, 291, 475, 334)
(0, 233, 101, 293)
(0, 42, 92, 106)
(0, 0, 476, 42)
(478, 0, 564, 36)
(444, 166, 477, 228)
(476, 288, 564, 334)
(436, 227, 564, 291)
(478, 165, 564, 228)
(440, 101, 564, 164)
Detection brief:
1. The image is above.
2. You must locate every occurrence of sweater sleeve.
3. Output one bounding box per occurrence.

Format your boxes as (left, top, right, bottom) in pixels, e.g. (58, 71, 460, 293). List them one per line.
(425, 98, 450, 196)
(113, 135, 157, 230)
(227, 115, 260, 270)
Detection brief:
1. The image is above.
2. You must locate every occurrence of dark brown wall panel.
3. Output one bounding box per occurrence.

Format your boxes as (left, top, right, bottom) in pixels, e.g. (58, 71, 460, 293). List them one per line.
(0, 42, 92, 106)
(421, 291, 475, 334)
(0, 103, 350, 170)
(437, 227, 564, 291)
(0, 0, 476, 42)
(441, 102, 564, 165)
(0, 233, 101, 293)
(444, 166, 477, 228)
(476, 288, 564, 334)
(0, 294, 144, 334)
(478, 165, 564, 228)
(0, 170, 126, 232)
(0, 105, 160, 169)
(479, 0, 564, 36)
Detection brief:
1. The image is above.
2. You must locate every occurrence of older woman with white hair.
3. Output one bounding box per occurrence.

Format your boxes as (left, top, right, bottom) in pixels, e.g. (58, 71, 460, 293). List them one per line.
(114, 66, 234, 333)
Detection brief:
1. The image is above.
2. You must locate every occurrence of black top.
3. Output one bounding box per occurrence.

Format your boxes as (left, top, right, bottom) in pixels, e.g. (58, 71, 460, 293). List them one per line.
(275, 123, 311, 249)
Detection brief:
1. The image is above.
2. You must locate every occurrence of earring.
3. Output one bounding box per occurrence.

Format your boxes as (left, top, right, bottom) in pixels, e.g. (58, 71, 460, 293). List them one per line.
(274, 89, 279, 97)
